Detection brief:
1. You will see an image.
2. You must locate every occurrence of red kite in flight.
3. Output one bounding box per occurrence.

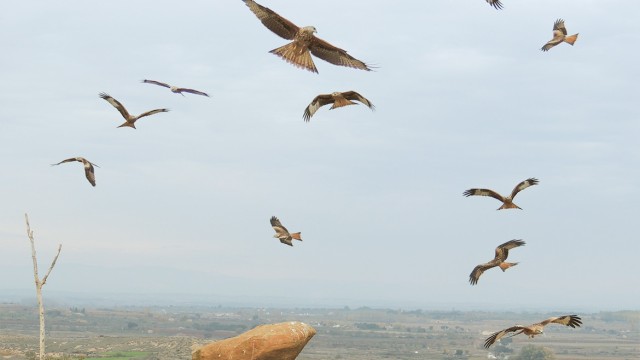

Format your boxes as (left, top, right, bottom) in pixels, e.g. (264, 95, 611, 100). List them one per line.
(270, 216, 302, 246)
(463, 178, 539, 210)
(52, 157, 99, 187)
(142, 79, 210, 97)
(484, 315, 582, 348)
(486, 0, 503, 10)
(99, 93, 169, 129)
(541, 19, 578, 51)
(469, 239, 525, 285)
(243, 0, 372, 73)
(303, 91, 374, 122)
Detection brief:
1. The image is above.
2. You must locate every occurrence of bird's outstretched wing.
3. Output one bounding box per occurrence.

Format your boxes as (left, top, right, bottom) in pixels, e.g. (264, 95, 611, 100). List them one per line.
(342, 91, 375, 110)
(484, 326, 525, 348)
(99, 93, 131, 120)
(178, 88, 210, 97)
(510, 178, 538, 199)
(243, 0, 299, 40)
(142, 79, 171, 89)
(539, 315, 582, 328)
(494, 239, 525, 261)
(83, 163, 96, 187)
(469, 261, 499, 285)
(463, 188, 506, 203)
(270, 216, 290, 235)
(486, 0, 503, 10)
(303, 94, 335, 122)
(52, 157, 79, 166)
(541, 19, 566, 51)
(309, 37, 372, 71)
(137, 108, 169, 119)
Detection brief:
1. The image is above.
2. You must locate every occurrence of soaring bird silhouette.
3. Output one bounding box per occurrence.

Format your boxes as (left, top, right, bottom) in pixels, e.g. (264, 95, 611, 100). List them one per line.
(469, 239, 525, 285)
(303, 91, 374, 122)
(541, 19, 578, 51)
(270, 216, 302, 246)
(142, 79, 210, 97)
(99, 93, 169, 129)
(52, 157, 99, 187)
(485, 315, 582, 348)
(463, 178, 539, 210)
(243, 0, 372, 73)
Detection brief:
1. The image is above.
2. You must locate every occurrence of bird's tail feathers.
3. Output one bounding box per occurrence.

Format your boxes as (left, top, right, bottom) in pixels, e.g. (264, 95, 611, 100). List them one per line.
(499, 262, 518, 272)
(291, 232, 302, 241)
(270, 43, 318, 73)
(564, 34, 579, 45)
(498, 202, 521, 210)
(118, 122, 136, 129)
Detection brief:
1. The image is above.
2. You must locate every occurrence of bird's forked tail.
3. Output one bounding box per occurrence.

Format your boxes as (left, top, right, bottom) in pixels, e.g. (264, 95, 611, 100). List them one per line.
(564, 33, 579, 46)
(499, 262, 518, 272)
(270, 42, 318, 73)
(291, 232, 302, 241)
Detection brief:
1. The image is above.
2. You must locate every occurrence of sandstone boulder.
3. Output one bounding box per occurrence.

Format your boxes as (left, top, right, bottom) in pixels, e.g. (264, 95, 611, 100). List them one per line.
(192, 321, 316, 360)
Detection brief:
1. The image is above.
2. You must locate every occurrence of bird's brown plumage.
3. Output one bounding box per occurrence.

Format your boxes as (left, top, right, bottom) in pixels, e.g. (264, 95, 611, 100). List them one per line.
(484, 315, 582, 348)
(469, 239, 525, 285)
(270, 216, 302, 246)
(99, 93, 169, 129)
(142, 79, 210, 97)
(541, 19, 579, 51)
(51, 157, 99, 187)
(303, 91, 374, 121)
(243, 0, 371, 73)
(463, 178, 539, 210)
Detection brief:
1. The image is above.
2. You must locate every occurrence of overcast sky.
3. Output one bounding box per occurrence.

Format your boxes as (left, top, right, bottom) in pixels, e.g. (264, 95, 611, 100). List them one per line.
(0, 0, 638, 311)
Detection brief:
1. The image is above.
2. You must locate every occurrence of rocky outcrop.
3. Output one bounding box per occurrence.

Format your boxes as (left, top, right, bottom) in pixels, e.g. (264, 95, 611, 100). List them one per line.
(192, 321, 316, 360)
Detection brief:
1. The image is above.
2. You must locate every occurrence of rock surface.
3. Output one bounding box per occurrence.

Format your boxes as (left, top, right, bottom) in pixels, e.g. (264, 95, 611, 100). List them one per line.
(192, 321, 316, 360)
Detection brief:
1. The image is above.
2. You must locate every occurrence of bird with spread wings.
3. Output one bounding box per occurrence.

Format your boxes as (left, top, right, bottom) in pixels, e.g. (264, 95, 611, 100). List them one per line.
(270, 216, 302, 246)
(303, 91, 374, 122)
(541, 19, 578, 51)
(242, 0, 372, 73)
(469, 239, 525, 285)
(142, 79, 210, 97)
(463, 178, 539, 210)
(484, 315, 582, 348)
(486, 0, 504, 10)
(51, 157, 99, 187)
(99, 93, 169, 129)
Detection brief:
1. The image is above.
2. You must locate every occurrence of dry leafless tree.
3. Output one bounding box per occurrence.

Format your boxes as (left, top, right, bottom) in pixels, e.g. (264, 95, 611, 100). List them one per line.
(25, 213, 62, 360)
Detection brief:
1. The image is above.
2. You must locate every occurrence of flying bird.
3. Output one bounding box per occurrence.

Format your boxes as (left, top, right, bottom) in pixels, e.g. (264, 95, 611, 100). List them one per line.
(463, 178, 539, 210)
(541, 19, 578, 51)
(243, 0, 372, 73)
(486, 0, 503, 9)
(484, 315, 582, 348)
(303, 91, 374, 122)
(51, 157, 99, 187)
(270, 216, 302, 246)
(142, 79, 210, 97)
(99, 92, 169, 129)
(469, 239, 525, 285)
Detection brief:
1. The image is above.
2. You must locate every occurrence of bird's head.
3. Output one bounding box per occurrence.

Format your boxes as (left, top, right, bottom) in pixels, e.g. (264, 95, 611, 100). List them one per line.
(301, 26, 317, 34)
(331, 92, 341, 96)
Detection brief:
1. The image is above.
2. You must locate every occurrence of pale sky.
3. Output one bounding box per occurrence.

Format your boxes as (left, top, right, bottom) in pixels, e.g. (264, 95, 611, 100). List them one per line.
(1, 0, 639, 311)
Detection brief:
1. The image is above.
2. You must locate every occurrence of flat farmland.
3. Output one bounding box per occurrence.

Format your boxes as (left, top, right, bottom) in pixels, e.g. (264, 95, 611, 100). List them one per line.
(0, 305, 637, 359)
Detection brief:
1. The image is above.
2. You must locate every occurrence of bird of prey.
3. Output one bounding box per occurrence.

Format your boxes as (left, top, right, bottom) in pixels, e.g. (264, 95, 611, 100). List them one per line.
(486, 0, 503, 10)
(463, 178, 539, 210)
(303, 91, 374, 122)
(484, 315, 582, 348)
(541, 19, 578, 51)
(99, 93, 169, 129)
(469, 239, 525, 285)
(270, 216, 302, 246)
(51, 157, 99, 187)
(142, 79, 210, 97)
(242, 0, 372, 73)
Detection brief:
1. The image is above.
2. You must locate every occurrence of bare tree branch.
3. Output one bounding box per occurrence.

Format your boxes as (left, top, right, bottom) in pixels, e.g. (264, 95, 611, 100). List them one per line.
(41, 244, 62, 286)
